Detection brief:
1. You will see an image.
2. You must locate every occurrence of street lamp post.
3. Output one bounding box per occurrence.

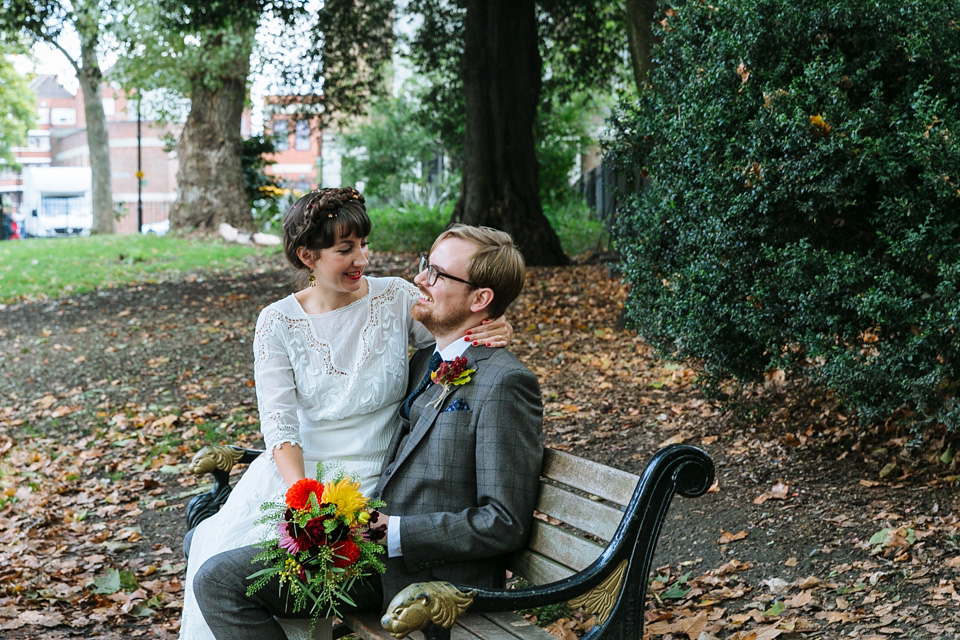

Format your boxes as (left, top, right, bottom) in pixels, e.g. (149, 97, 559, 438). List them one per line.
(137, 96, 143, 232)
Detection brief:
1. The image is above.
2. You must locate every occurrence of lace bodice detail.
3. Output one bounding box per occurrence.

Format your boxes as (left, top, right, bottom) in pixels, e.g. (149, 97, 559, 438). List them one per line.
(253, 276, 433, 453)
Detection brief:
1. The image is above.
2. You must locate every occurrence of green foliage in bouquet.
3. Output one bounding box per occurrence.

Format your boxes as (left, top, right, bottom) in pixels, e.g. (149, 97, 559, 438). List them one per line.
(608, 0, 960, 432)
(246, 464, 386, 624)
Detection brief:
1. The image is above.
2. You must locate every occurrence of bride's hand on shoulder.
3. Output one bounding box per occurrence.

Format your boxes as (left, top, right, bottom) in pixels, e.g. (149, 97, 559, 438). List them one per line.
(465, 315, 513, 348)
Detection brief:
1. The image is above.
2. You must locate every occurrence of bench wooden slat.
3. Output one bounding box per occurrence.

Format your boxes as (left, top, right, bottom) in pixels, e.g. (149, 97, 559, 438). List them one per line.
(534, 483, 623, 542)
(460, 612, 552, 640)
(343, 613, 388, 640)
(523, 520, 604, 574)
(541, 450, 639, 508)
(347, 611, 553, 640)
(509, 548, 577, 586)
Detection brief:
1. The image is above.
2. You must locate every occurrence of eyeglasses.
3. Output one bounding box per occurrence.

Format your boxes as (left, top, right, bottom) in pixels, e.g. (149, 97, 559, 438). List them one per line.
(418, 254, 477, 287)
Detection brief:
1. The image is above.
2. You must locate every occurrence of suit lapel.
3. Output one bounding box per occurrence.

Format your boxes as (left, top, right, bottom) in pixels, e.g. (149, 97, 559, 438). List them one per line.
(390, 346, 492, 472)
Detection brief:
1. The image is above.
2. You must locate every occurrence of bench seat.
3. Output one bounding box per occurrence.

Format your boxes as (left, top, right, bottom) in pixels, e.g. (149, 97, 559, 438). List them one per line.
(186, 444, 715, 640)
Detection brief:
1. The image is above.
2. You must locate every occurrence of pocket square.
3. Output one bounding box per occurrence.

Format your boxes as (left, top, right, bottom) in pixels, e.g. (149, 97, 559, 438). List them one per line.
(443, 398, 470, 412)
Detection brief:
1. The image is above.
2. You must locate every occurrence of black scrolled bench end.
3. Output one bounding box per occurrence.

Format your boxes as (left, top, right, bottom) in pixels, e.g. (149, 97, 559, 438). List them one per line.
(185, 444, 264, 531)
(378, 444, 715, 640)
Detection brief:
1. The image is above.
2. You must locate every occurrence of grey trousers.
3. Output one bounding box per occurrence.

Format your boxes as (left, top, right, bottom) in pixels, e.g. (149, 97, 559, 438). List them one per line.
(193, 544, 384, 640)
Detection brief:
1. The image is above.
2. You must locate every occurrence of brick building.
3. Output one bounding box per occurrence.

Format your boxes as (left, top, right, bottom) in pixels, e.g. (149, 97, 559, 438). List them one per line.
(262, 96, 344, 191)
(0, 75, 341, 235)
(0, 74, 178, 235)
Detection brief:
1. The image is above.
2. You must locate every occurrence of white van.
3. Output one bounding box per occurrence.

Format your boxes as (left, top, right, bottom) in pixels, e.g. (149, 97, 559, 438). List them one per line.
(20, 167, 94, 238)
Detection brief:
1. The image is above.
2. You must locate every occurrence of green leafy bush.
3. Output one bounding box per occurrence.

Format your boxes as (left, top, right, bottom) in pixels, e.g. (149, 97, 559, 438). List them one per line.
(340, 90, 449, 208)
(242, 134, 288, 233)
(367, 203, 451, 253)
(609, 0, 960, 431)
(544, 196, 609, 257)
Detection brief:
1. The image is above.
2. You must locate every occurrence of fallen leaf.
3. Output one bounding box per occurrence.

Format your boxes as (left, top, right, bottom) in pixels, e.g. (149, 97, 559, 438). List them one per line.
(719, 530, 748, 544)
(753, 482, 790, 504)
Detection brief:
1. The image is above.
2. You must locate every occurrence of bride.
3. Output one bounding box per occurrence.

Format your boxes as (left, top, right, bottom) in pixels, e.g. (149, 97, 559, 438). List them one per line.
(179, 187, 510, 639)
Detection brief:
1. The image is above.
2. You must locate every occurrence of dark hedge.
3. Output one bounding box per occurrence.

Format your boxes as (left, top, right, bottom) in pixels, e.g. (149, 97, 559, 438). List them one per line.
(608, 0, 960, 431)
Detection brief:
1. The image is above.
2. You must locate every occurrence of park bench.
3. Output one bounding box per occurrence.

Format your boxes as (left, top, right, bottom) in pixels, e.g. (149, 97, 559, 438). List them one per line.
(186, 443, 714, 640)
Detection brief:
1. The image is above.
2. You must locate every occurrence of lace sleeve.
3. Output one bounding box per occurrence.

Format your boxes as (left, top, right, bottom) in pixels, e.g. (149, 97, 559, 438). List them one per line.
(253, 307, 302, 453)
(399, 278, 435, 349)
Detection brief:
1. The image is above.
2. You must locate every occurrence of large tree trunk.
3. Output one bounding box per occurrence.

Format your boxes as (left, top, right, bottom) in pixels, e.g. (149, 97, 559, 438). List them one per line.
(78, 31, 113, 234)
(625, 0, 659, 89)
(452, 0, 569, 266)
(170, 31, 253, 232)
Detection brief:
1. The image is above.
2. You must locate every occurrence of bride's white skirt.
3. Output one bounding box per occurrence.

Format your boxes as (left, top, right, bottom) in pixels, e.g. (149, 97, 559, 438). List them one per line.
(178, 452, 379, 640)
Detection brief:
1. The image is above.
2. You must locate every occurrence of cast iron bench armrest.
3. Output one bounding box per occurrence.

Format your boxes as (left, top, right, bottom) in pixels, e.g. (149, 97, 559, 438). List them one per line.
(185, 444, 264, 531)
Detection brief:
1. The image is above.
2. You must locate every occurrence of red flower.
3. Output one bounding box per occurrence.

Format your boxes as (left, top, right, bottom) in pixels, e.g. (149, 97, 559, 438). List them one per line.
(286, 478, 325, 510)
(304, 515, 331, 547)
(431, 356, 468, 386)
(331, 539, 361, 568)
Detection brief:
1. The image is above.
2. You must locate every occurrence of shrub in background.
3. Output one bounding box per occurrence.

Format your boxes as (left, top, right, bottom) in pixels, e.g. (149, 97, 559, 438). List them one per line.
(367, 203, 450, 253)
(543, 196, 609, 257)
(608, 0, 960, 431)
(340, 90, 448, 208)
(242, 134, 288, 233)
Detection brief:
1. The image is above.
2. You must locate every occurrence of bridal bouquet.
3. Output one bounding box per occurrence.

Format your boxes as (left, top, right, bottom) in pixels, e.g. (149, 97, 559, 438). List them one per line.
(246, 464, 387, 623)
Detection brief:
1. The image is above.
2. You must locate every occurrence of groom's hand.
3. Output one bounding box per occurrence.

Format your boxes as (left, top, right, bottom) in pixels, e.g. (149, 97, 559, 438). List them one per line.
(366, 510, 389, 544)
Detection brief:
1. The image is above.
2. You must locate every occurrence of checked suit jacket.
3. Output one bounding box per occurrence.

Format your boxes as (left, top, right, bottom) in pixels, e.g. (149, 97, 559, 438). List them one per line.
(369, 344, 544, 604)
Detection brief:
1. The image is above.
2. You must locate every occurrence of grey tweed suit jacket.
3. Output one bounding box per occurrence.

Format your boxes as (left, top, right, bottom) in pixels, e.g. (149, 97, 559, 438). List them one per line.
(370, 345, 544, 604)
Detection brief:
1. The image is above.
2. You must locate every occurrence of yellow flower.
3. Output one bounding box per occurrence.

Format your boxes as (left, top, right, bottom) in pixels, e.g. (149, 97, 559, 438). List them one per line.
(322, 476, 368, 524)
(810, 114, 832, 135)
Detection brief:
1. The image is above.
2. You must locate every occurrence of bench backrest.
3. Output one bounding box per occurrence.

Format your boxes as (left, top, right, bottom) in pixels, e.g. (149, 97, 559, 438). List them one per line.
(508, 449, 640, 586)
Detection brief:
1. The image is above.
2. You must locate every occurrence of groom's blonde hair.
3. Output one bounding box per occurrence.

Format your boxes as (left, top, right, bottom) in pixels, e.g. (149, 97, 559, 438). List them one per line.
(432, 224, 526, 318)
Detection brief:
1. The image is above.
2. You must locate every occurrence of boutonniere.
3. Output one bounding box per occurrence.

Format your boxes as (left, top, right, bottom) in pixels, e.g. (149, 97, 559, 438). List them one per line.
(429, 356, 476, 409)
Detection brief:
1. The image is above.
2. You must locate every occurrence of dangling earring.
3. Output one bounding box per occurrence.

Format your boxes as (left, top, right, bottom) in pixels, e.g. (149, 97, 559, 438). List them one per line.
(308, 271, 316, 286)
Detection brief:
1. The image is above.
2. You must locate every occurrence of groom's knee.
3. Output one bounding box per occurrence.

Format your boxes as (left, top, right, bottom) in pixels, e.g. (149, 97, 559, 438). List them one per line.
(194, 553, 242, 611)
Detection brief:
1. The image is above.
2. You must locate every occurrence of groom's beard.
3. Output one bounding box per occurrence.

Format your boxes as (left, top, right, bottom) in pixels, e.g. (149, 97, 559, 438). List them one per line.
(412, 299, 473, 338)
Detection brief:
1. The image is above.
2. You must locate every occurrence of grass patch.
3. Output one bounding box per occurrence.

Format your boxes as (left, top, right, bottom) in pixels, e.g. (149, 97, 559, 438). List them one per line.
(0, 234, 279, 303)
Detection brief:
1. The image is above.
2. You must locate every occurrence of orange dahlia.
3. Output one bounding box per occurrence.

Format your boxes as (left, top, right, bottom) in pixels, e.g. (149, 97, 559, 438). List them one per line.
(286, 478, 325, 511)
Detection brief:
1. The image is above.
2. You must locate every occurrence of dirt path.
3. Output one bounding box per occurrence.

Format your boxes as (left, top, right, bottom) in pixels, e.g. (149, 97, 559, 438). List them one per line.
(0, 253, 957, 639)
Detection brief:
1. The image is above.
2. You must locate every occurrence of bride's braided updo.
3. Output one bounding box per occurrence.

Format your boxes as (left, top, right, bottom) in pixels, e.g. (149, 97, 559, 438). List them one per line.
(282, 187, 371, 270)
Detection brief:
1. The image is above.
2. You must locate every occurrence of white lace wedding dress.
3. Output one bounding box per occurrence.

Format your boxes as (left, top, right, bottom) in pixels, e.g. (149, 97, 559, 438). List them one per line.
(179, 276, 433, 640)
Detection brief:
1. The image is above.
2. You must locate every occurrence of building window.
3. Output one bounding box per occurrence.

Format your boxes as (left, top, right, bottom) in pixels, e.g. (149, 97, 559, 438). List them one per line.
(27, 135, 51, 151)
(50, 108, 77, 125)
(102, 98, 115, 116)
(273, 119, 289, 151)
(294, 120, 311, 151)
(38, 108, 50, 125)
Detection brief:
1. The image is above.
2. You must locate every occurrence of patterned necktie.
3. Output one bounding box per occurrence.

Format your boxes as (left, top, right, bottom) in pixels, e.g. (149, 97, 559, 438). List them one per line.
(400, 351, 443, 420)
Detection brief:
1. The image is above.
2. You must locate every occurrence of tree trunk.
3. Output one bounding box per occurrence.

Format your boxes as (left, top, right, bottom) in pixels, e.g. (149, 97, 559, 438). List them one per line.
(452, 0, 569, 266)
(78, 29, 113, 234)
(170, 30, 253, 232)
(625, 0, 659, 89)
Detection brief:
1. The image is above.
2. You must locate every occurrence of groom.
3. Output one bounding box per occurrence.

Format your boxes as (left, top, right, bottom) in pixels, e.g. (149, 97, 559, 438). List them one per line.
(193, 224, 544, 638)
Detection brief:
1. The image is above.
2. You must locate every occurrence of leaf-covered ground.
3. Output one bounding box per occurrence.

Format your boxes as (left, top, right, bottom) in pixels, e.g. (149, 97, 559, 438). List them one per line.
(1, 252, 958, 639)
